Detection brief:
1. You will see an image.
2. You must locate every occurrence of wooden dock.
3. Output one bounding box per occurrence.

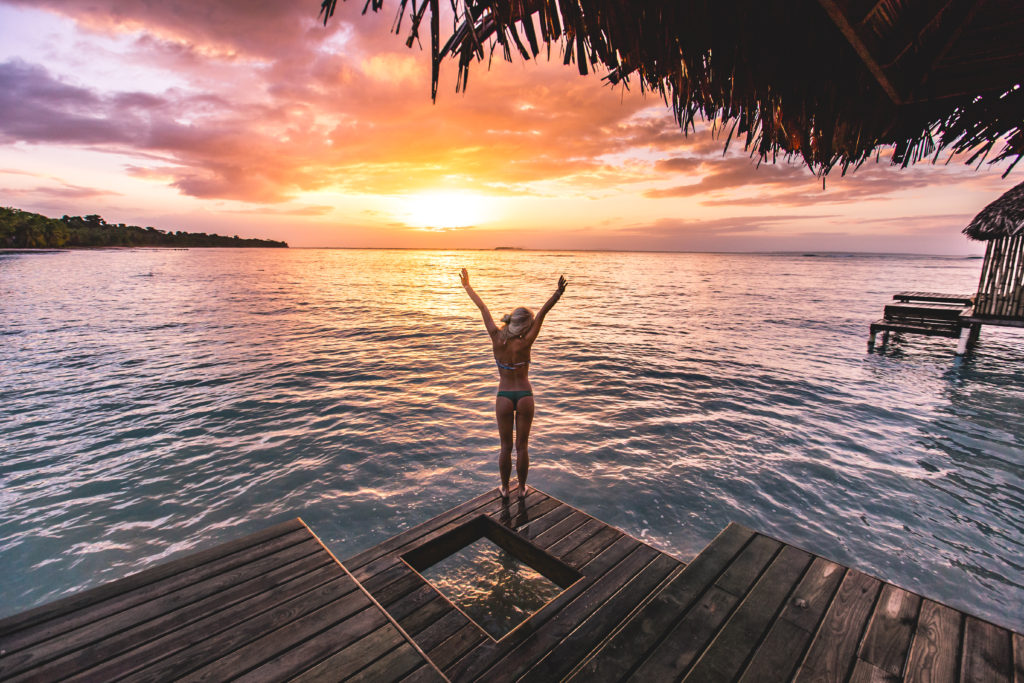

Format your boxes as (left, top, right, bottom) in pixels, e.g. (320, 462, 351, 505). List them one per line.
(0, 519, 443, 682)
(1, 487, 1021, 681)
(869, 292, 980, 354)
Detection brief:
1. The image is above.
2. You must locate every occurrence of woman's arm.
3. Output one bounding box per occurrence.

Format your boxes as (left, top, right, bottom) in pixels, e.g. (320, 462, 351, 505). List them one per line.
(524, 275, 567, 343)
(461, 268, 498, 335)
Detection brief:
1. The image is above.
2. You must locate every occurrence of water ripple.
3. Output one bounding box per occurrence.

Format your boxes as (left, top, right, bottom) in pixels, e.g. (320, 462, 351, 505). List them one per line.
(0, 248, 1022, 631)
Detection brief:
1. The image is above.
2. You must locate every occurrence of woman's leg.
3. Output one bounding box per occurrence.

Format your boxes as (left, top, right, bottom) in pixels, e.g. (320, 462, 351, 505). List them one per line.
(514, 396, 535, 497)
(495, 396, 515, 496)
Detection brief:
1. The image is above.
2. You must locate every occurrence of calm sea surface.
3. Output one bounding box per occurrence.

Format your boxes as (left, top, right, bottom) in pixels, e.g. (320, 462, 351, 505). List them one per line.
(1, 248, 1022, 630)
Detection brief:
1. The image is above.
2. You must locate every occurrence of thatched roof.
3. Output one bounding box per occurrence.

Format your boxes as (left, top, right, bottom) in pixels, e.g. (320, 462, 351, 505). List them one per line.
(963, 181, 1024, 241)
(320, 0, 1023, 178)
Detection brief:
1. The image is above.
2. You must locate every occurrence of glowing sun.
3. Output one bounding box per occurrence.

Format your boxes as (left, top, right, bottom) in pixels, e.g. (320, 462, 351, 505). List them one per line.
(399, 191, 492, 230)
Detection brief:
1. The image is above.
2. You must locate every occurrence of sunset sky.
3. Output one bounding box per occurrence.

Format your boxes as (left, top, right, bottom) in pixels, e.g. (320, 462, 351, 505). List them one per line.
(0, 1, 1019, 253)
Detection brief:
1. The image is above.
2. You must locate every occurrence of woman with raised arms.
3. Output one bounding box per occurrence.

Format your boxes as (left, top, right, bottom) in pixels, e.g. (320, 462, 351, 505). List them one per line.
(460, 268, 567, 500)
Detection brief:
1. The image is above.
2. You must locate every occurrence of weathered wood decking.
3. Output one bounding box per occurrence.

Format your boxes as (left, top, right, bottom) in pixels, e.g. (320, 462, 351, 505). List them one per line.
(349, 487, 1023, 682)
(869, 292, 983, 353)
(342, 486, 687, 682)
(1, 487, 1021, 681)
(0, 519, 442, 682)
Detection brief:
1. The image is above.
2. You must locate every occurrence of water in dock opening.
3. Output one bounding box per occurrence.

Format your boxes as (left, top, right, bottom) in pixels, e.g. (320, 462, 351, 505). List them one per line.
(419, 537, 563, 639)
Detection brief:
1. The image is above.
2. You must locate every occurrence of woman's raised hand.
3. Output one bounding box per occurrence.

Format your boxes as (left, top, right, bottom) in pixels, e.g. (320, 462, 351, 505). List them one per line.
(557, 274, 568, 293)
(460, 268, 470, 288)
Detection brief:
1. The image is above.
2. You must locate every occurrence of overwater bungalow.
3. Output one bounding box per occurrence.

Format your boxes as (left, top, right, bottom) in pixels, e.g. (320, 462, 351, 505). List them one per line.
(871, 181, 1024, 354)
(965, 181, 1024, 324)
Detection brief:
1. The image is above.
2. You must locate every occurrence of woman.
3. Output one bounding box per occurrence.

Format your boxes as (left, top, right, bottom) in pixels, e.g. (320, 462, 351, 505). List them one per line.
(460, 268, 567, 500)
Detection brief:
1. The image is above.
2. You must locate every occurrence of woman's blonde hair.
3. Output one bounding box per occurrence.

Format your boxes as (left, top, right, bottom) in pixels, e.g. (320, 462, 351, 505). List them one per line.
(500, 307, 534, 342)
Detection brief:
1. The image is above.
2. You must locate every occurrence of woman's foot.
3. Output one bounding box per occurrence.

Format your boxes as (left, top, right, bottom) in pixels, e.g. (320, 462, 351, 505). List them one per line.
(517, 484, 528, 500)
(498, 485, 509, 499)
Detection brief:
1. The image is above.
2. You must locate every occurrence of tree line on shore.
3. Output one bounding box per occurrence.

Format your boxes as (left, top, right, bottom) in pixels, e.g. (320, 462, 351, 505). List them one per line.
(0, 207, 288, 248)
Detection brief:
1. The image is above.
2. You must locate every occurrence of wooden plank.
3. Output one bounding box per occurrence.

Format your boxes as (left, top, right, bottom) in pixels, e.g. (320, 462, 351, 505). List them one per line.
(241, 620, 402, 682)
(884, 303, 968, 320)
(738, 557, 847, 683)
(529, 510, 590, 549)
(739, 618, 814, 683)
(563, 523, 755, 682)
(0, 519, 304, 639)
(387, 585, 447, 622)
(793, 569, 883, 683)
(1012, 632, 1024, 683)
(399, 599, 455, 638)
(377, 576, 433, 617)
(515, 502, 573, 541)
(482, 516, 581, 588)
(545, 518, 606, 559)
(849, 658, 900, 682)
(357, 555, 410, 587)
(474, 543, 659, 682)
(870, 320, 962, 337)
(0, 538, 324, 679)
(635, 538, 797, 680)
(365, 564, 420, 605)
(961, 616, 1012, 683)
(976, 242, 995, 315)
(445, 534, 641, 682)
(777, 557, 847, 633)
(413, 609, 472, 652)
(905, 600, 963, 683)
(715, 534, 781, 596)
(858, 584, 922, 677)
(57, 563, 343, 682)
(631, 585, 738, 680)
(9, 550, 332, 682)
(343, 489, 504, 570)
(682, 545, 813, 682)
(427, 622, 485, 671)
(346, 642, 429, 682)
(519, 553, 680, 682)
(181, 602, 385, 683)
(561, 526, 622, 569)
(130, 577, 369, 683)
(893, 292, 974, 304)
(400, 664, 446, 682)
(501, 496, 562, 530)
(401, 517, 489, 571)
(0, 527, 312, 655)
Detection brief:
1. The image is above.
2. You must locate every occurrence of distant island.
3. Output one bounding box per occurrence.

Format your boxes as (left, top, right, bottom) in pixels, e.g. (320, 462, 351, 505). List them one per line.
(0, 207, 287, 249)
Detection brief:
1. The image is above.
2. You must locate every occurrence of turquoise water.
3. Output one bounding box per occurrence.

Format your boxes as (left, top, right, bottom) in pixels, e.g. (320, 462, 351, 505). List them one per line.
(1, 248, 1022, 631)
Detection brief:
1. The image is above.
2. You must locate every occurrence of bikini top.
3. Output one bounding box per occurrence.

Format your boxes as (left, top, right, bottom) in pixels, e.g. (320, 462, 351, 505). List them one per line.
(495, 358, 530, 371)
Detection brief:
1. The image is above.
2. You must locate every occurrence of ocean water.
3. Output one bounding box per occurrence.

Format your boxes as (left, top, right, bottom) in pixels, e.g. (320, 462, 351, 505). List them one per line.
(1, 248, 1022, 632)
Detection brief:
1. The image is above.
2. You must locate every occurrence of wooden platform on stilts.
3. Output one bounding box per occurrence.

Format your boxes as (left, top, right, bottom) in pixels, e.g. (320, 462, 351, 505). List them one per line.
(869, 292, 981, 354)
(2, 487, 1021, 681)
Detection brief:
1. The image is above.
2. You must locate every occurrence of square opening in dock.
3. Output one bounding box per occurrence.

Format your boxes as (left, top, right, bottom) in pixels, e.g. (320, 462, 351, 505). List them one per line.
(402, 515, 581, 639)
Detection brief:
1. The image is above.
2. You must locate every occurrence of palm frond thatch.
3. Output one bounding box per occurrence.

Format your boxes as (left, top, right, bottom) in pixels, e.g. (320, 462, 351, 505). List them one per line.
(319, 0, 1024, 178)
(964, 181, 1024, 241)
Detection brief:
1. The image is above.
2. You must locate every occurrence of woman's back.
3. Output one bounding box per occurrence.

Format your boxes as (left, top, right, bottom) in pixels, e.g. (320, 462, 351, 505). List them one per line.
(460, 268, 566, 499)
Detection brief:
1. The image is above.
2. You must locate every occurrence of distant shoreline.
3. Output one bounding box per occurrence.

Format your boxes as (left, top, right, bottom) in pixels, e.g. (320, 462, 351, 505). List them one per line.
(2, 207, 287, 249)
(0, 246, 288, 254)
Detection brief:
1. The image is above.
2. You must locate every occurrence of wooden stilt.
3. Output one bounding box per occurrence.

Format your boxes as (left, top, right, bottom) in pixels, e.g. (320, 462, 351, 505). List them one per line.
(968, 323, 981, 346)
(956, 326, 970, 355)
